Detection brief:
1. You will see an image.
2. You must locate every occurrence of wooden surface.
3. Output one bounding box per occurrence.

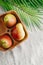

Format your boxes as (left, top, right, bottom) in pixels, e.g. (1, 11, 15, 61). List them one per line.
(0, 7, 43, 65)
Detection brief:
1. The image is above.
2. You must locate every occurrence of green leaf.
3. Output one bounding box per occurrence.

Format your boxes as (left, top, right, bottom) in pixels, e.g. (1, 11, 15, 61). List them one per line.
(0, 0, 43, 31)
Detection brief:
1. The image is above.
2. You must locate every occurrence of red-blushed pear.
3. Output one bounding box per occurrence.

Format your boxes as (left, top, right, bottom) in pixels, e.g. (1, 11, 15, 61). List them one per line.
(11, 23, 25, 41)
(4, 14, 16, 27)
(0, 35, 12, 49)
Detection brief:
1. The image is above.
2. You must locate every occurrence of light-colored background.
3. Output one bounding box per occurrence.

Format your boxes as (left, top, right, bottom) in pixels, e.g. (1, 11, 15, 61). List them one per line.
(0, 7, 43, 65)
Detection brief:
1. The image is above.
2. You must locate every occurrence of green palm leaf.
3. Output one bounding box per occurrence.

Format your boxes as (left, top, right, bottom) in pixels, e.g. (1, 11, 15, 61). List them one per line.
(0, 0, 43, 30)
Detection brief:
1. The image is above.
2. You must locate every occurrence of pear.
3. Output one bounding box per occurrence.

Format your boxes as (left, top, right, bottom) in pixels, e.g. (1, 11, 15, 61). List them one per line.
(11, 23, 25, 41)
